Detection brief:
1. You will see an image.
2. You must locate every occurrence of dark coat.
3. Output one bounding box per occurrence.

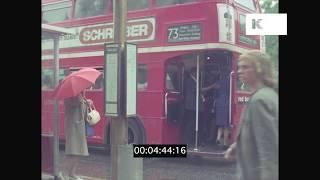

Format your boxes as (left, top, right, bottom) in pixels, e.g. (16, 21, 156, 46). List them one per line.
(183, 74, 204, 111)
(236, 87, 278, 180)
(213, 75, 230, 107)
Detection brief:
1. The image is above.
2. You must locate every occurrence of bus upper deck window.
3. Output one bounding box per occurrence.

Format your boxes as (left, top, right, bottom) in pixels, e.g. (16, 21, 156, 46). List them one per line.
(128, 0, 148, 11)
(42, 1, 72, 23)
(234, 0, 256, 11)
(156, 0, 195, 7)
(75, 0, 107, 18)
(178, 0, 195, 4)
(156, 0, 175, 7)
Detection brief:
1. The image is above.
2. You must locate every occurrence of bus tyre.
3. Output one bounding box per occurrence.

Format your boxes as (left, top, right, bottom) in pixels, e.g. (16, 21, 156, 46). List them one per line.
(105, 117, 146, 149)
(128, 117, 146, 144)
(104, 125, 111, 155)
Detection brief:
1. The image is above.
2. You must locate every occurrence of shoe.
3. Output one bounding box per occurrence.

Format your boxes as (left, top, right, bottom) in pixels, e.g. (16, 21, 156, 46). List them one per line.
(222, 145, 229, 151)
(57, 172, 66, 180)
(216, 140, 221, 145)
(186, 143, 194, 148)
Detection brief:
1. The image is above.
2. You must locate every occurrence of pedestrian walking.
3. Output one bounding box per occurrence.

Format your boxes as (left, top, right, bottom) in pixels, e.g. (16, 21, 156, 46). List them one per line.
(225, 50, 278, 180)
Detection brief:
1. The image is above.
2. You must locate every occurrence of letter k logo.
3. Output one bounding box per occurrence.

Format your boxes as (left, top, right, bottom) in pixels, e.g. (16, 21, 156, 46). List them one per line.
(252, 19, 263, 29)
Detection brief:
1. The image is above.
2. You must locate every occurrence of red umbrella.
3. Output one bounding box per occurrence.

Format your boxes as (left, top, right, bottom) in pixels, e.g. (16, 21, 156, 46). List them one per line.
(54, 68, 102, 100)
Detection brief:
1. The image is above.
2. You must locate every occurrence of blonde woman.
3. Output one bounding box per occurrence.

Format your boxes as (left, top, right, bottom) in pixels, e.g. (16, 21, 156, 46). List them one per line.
(225, 51, 278, 180)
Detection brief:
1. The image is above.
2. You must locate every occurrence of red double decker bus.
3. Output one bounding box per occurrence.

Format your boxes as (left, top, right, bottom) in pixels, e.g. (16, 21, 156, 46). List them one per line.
(42, 0, 264, 158)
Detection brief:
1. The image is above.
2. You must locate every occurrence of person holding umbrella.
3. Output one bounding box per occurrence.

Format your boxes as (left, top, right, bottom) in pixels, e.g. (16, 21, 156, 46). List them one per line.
(63, 91, 91, 180)
(54, 68, 101, 180)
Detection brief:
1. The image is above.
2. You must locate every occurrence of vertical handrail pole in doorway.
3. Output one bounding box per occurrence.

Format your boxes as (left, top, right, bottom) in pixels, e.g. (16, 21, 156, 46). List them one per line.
(194, 54, 200, 151)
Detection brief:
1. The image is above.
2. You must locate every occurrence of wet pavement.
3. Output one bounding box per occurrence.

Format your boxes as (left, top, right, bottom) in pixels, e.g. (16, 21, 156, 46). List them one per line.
(43, 148, 237, 180)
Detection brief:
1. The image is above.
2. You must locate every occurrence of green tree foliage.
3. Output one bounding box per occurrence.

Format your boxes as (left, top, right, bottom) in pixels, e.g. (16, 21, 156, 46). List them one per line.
(261, 0, 279, 79)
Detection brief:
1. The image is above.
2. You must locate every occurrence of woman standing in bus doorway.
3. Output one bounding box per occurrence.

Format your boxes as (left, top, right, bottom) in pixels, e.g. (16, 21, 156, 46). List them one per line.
(214, 67, 231, 150)
(225, 51, 278, 180)
(183, 67, 217, 146)
(61, 90, 93, 180)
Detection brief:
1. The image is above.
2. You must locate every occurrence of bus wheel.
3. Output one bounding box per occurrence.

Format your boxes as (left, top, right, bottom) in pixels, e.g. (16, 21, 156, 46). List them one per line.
(104, 125, 111, 155)
(105, 117, 146, 147)
(128, 117, 146, 144)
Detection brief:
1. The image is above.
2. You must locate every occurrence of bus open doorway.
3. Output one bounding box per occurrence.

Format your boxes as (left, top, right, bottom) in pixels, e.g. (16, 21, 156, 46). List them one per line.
(165, 50, 234, 158)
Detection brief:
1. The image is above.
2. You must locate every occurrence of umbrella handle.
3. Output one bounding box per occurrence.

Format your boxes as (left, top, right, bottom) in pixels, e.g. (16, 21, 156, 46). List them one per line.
(88, 105, 96, 111)
(85, 98, 96, 111)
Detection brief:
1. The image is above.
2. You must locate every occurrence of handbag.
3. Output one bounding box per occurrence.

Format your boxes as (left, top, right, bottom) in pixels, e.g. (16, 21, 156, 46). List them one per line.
(86, 103, 101, 126)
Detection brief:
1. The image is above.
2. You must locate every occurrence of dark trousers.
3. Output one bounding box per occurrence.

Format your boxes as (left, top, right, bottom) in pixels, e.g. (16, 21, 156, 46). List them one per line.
(182, 109, 206, 145)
